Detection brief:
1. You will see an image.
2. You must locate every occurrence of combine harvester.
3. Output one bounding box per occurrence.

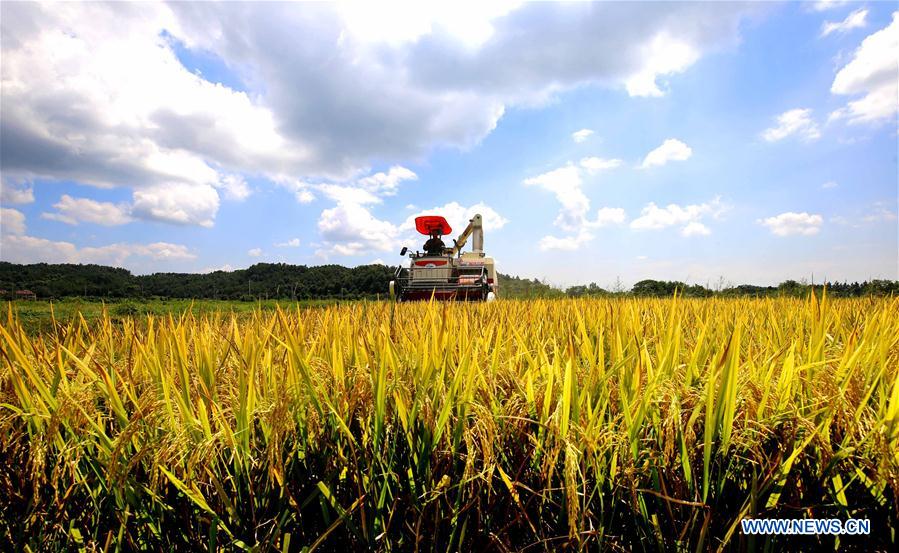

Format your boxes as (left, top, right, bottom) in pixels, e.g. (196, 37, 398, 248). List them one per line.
(390, 214, 498, 301)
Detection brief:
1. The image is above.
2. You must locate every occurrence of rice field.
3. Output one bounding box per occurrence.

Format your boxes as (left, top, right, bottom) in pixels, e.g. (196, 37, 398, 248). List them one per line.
(1, 295, 897, 551)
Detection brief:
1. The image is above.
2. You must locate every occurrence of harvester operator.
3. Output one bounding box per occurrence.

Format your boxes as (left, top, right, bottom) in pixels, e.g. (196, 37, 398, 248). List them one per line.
(423, 230, 446, 255)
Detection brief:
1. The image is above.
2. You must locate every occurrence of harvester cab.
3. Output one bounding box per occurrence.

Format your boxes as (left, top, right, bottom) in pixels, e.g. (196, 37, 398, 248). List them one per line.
(390, 213, 498, 301)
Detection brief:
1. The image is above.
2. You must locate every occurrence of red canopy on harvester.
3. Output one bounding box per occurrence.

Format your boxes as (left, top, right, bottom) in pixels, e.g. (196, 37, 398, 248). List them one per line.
(414, 215, 452, 236)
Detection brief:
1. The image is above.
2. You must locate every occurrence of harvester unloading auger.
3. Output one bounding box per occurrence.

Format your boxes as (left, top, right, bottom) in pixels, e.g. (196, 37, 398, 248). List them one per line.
(390, 214, 498, 301)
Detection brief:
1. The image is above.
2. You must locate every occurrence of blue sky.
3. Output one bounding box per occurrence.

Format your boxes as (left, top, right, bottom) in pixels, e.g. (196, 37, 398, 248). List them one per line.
(1, 1, 896, 287)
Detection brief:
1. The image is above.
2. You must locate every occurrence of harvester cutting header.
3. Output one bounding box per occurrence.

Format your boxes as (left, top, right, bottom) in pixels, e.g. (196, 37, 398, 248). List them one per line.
(390, 213, 498, 301)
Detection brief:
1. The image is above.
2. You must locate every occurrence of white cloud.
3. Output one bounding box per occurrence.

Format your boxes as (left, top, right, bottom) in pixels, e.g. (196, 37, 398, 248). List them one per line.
(538, 229, 594, 251)
(218, 175, 251, 201)
(536, 203, 625, 249)
(298, 168, 419, 240)
(524, 165, 589, 232)
(296, 189, 316, 203)
(1, 235, 77, 264)
(317, 184, 382, 206)
(1, 0, 759, 265)
(357, 166, 417, 196)
(176, 1, 753, 139)
(524, 164, 625, 249)
(311, 200, 506, 259)
(316, 242, 366, 257)
(136, 242, 195, 261)
(579, 157, 622, 174)
(314, 172, 491, 258)
(630, 197, 725, 235)
(761, 108, 821, 142)
(821, 8, 867, 37)
(589, 207, 627, 228)
(275, 238, 301, 247)
(1, 208, 26, 235)
(631, 203, 693, 229)
(639, 138, 693, 168)
(41, 195, 133, 226)
(0, 3, 303, 228)
(248, 248, 263, 257)
(625, 33, 699, 97)
(309, 167, 424, 253)
(0, 234, 195, 266)
(131, 183, 219, 227)
(2, 1, 751, 181)
(861, 202, 898, 223)
(757, 212, 823, 236)
(1, 2, 755, 236)
(401, 201, 508, 237)
(273, 177, 317, 204)
(0, 180, 34, 204)
(829, 202, 897, 227)
(811, 1, 850, 12)
(829, 13, 899, 125)
(333, 1, 519, 48)
(681, 221, 710, 237)
(317, 202, 400, 257)
(822, 180, 839, 189)
(200, 263, 235, 273)
(571, 129, 594, 143)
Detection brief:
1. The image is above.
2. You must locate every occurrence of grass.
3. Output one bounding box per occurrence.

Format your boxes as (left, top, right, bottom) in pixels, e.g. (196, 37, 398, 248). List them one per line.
(6, 298, 350, 335)
(0, 295, 897, 551)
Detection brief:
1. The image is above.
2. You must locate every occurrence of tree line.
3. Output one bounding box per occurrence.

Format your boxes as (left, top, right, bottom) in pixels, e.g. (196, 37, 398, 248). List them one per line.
(0, 262, 395, 300)
(0, 262, 895, 300)
(566, 278, 899, 298)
